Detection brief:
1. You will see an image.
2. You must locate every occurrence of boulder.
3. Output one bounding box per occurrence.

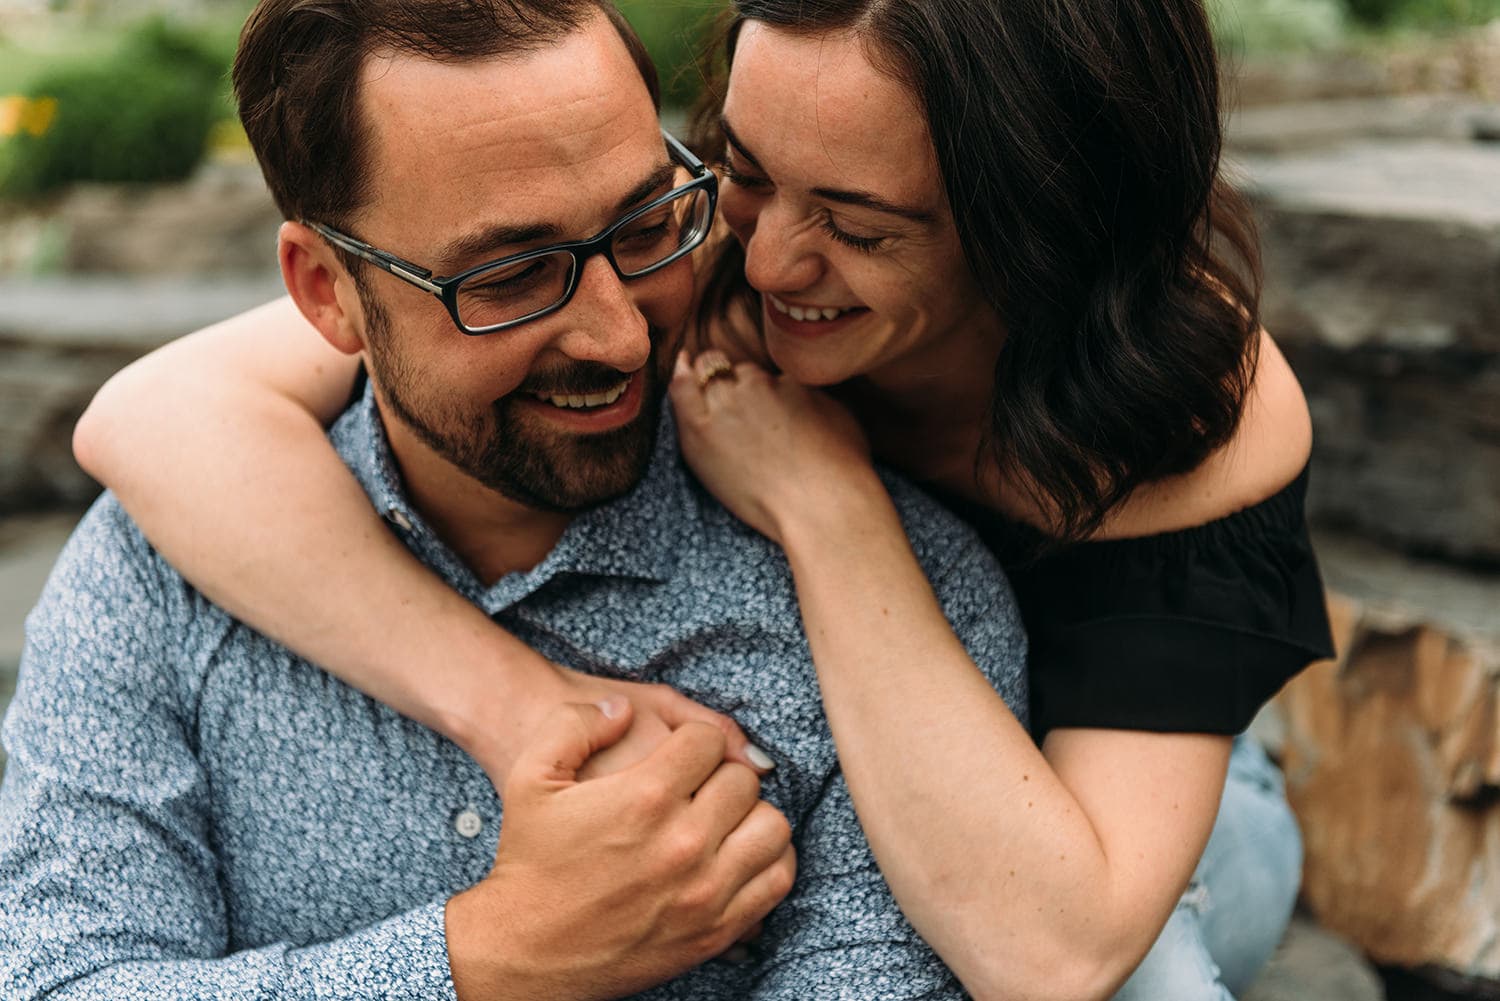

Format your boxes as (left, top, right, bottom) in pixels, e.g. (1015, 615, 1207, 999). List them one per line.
(1237, 141, 1500, 563)
(0, 275, 286, 514)
(1276, 588, 1500, 986)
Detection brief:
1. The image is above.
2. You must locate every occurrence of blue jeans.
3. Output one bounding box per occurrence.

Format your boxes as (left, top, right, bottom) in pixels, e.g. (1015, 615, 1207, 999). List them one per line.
(1110, 735, 1302, 1001)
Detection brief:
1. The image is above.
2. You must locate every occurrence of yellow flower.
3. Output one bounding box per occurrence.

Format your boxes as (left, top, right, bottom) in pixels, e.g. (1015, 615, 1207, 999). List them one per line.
(24, 98, 58, 137)
(0, 96, 59, 139)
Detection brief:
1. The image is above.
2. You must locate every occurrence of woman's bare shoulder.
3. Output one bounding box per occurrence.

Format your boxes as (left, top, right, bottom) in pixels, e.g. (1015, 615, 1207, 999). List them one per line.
(1094, 330, 1312, 540)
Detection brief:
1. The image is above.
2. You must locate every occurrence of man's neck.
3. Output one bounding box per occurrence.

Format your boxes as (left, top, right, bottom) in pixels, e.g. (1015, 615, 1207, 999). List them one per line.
(382, 410, 573, 587)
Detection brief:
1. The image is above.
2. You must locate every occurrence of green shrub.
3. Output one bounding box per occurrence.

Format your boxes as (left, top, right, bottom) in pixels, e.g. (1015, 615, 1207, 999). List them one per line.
(1344, 0, 1500, 28)
(0, 17, 224, 200)
(615, 1, 729, 109)
(1210, 0, 1351, 53)
(0, 59, 216, 199)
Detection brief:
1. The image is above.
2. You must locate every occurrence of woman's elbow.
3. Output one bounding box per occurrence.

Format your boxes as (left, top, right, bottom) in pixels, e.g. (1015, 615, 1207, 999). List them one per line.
(72, 374, 125, 483)
(962, 932, 1142, 1001)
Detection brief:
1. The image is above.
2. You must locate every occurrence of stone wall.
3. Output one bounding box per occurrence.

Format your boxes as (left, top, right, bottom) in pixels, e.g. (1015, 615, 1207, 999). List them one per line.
(1232, 114, 1500, 565)
(0, 163, 284, 515)
(0, 276, 285, 513)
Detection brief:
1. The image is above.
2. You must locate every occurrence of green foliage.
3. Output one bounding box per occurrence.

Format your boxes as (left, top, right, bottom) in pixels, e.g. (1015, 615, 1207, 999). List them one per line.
(1209, 0, 1352, 53)
(0, 17, 225, 200)
(1210, 0, 1500, 51)
(1343, 0, 1500, 28)
(615, 0, 729, 109)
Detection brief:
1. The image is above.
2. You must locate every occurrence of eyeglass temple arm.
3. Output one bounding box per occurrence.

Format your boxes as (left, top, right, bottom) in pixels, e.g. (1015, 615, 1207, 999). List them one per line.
(305, 222, 443, 295)
(661, 127, 709, 174)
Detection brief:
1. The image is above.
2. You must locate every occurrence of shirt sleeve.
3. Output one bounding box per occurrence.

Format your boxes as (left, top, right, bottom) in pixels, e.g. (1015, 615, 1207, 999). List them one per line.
(0, 499, 458, 1001)
(744, 495, 1025, 1000)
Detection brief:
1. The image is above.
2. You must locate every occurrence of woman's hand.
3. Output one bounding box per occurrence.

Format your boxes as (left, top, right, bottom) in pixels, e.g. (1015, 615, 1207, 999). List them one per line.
(669, 350, 877, 547)
(464, 646, 774, 791)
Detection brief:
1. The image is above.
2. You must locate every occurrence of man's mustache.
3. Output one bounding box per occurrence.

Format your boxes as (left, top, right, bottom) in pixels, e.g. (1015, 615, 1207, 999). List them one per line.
(513, 361, 643, 399)
(510, 326, 667, 399)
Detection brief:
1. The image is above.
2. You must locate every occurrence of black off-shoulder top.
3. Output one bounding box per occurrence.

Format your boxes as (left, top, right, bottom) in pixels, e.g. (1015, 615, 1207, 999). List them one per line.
(934, 465, 1335, 737)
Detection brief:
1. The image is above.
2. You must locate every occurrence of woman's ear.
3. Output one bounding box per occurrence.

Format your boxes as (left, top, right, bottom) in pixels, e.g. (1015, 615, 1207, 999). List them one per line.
(278, 221, 367, 356)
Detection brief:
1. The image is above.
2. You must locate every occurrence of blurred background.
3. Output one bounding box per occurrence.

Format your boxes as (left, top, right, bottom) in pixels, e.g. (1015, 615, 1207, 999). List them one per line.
(0, 1, 1497, 998)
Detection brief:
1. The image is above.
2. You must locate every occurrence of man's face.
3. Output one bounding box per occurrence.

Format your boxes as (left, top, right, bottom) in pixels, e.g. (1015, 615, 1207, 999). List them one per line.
(346, 15, 692, 512)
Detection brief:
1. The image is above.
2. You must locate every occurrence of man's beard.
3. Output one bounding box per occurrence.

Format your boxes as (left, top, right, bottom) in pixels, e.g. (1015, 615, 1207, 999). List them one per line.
(363, 293, 666, 513)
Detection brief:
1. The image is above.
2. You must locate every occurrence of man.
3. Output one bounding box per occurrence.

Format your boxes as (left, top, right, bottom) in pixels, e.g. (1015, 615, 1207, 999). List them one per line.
(0, 2, 1027, 998)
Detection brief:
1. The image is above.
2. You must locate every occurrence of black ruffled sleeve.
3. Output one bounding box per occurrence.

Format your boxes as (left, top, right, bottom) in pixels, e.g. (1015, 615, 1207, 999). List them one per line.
(948, 466, 1335, 737)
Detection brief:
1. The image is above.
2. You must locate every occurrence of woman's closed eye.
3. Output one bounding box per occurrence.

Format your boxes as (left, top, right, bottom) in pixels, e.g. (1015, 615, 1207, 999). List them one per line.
(820, 213, 889, 253)
(721, 160, 771, 191)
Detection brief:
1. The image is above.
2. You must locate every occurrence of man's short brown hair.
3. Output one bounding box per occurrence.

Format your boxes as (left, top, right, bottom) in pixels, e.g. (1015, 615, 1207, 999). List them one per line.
(234, 0, 661, 228)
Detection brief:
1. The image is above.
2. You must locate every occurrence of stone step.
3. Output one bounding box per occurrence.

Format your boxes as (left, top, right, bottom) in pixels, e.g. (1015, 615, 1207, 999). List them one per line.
(1234, 138, 1500, 565)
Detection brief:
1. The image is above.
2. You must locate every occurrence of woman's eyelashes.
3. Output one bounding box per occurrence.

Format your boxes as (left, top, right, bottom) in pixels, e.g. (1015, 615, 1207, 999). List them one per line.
(721, 160, 770, 191)
(820, 215, 888, 253)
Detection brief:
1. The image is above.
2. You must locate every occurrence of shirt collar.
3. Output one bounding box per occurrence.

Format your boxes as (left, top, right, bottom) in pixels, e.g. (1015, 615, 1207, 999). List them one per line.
(330, 383, 692, 615)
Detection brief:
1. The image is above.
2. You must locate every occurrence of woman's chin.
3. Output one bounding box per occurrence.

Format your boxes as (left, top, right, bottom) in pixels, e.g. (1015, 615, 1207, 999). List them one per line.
(765, 339, 860, 388)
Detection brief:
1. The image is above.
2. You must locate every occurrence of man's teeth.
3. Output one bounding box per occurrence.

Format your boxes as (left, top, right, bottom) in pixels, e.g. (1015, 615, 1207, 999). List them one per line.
(533, 379, 630, 409)
(767, 295, 856, 323)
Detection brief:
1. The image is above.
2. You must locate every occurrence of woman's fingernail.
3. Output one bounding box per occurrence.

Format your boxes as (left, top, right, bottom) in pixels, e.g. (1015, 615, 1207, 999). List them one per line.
(746, 744, 775, 771)
(596, 696, 627, 719)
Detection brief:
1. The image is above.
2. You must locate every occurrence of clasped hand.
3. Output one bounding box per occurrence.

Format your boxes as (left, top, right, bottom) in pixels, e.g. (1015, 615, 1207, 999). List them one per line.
(669, 350, 873, 547)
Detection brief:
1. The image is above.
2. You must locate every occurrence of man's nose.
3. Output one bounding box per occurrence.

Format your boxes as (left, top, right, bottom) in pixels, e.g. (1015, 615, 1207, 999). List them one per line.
(553, 254, 653, 372)
(742, 198, 822, 294)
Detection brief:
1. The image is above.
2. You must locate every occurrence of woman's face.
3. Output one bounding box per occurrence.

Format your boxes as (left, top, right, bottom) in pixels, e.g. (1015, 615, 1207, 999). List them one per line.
(718, 22, 1000, 388)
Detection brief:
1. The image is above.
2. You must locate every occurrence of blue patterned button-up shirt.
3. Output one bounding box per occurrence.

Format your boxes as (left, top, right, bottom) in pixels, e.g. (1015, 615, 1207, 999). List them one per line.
(0, 387, 1027, 1000)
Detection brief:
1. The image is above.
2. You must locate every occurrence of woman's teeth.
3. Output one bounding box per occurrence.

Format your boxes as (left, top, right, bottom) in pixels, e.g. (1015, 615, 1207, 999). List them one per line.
(533, 378, 630, 410)
(767, 295, 856, 323)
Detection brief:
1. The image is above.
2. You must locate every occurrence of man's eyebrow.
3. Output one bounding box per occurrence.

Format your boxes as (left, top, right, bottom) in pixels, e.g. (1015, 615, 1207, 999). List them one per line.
(436, 161, 678, 273)
(438, 222, 562, 273)
(722, 115, 937, 226)
(616, 161, 677, 216)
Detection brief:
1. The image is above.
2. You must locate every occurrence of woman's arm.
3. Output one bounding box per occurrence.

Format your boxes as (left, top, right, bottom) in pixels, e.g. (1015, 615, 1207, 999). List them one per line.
(72, 300, 765, 786)
(671, 353, 1236, 1001)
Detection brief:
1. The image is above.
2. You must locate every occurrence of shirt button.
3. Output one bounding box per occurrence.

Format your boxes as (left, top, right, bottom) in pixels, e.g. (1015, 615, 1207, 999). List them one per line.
(387, 508, 413, 532)
(454, 809, 483, 839)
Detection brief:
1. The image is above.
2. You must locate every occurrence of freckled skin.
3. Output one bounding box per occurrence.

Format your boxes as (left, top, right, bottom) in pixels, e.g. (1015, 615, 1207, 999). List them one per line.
(718, 24, 1001, 396)
(342, 29, 696, 527)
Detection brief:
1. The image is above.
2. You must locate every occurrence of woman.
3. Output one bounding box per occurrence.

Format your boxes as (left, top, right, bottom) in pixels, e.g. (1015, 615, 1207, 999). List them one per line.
(73, 1, 1331, 998)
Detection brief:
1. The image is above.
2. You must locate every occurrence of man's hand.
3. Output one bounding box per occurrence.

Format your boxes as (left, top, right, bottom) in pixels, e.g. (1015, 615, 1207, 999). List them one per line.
(446, 699, 797, 1001)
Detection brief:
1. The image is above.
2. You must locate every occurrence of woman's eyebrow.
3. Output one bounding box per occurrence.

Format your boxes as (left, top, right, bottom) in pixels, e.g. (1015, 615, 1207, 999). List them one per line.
(810, 186, 936, 225)
(721, 115, 935, 225)
(720, 117, 765, 172)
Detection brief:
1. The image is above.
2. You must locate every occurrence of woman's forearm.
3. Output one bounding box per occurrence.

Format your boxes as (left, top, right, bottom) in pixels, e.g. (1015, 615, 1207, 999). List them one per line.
(74, 302, 764, 784)
(778, 475, 1227, 1001)
(73, 307, 546, 766)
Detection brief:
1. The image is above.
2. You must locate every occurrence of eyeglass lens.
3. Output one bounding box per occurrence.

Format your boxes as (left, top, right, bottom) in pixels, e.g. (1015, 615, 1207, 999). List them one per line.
(455, 185, 712, 332)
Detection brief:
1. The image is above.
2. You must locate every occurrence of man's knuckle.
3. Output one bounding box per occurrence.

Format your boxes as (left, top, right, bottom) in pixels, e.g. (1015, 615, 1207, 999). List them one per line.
(662, 828, 706, 869)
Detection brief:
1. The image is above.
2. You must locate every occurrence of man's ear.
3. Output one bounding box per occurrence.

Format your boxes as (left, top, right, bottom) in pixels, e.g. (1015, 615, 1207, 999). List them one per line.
(278, 221, 367, 356)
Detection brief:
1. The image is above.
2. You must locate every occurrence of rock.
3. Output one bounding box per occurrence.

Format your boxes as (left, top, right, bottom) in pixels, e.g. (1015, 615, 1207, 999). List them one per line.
(1227, 23, 1500, 107)
(1245, 915, 1386, 1001)
(1236, 141, 1500, 563)
(1274, 592, 1500, 986)
(1226, 95, 1494, 156)
(0, 275, 287, 514)
(0, 163, 282, 277)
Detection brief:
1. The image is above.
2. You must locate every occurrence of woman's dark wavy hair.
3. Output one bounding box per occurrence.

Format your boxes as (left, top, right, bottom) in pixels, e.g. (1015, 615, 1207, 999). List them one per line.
(690, 0, 1262, 546)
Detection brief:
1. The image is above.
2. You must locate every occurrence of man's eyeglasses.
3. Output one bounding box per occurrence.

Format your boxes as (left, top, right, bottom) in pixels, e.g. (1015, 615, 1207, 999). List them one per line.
(306, 129, 718, 336)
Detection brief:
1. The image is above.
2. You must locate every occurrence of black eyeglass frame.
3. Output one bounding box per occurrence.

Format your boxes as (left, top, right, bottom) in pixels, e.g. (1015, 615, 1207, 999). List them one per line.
(306, 129, 718, 336)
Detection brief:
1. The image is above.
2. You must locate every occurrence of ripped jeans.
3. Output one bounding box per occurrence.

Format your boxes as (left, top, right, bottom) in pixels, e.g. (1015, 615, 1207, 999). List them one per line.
(1110, 735, 1302, 1001)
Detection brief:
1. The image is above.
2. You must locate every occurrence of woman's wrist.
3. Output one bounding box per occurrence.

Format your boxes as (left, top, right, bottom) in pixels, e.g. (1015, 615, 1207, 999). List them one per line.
(431, 627, 567, 778)
(775, 466, 903, 560)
